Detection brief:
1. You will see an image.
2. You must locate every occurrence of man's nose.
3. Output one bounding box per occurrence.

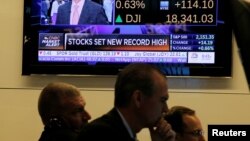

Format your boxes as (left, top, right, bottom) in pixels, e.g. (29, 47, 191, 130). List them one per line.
(162, 103, 168, 115)
(82, 110, 91, 121)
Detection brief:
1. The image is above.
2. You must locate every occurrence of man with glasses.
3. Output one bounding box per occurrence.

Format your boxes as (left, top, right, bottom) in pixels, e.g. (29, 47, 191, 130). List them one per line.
(164, 106, 205, 141)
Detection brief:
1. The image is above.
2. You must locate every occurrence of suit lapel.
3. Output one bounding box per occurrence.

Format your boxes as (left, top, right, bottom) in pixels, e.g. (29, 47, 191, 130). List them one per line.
(65, 2, 72, 24)
(79, 0, 91, 24)
(107, 108, 137, 141)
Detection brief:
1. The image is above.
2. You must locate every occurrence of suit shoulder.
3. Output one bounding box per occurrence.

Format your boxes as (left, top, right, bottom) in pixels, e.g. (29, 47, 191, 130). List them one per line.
(87, 116, 115, 129)
(58, 2, 71, 9)
(85, 0, 103, 9)
(77, 118, 116, 140)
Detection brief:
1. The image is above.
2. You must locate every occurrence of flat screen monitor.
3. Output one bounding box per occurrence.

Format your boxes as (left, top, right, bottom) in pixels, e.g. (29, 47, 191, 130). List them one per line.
(22, 0, 233, 77)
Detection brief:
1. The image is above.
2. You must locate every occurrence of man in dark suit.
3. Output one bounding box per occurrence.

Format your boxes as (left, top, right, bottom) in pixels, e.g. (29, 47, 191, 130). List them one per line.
(77, 63, 176, 141)
(56, 0, 109, 25)
(38, 82, 92, 141)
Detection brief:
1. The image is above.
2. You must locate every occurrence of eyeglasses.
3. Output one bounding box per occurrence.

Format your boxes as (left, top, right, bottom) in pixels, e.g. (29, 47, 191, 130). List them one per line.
(183, 129, 204, 137)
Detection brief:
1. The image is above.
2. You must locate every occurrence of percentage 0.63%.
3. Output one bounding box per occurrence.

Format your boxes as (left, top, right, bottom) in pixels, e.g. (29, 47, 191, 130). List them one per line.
(116, 0, 146, 9)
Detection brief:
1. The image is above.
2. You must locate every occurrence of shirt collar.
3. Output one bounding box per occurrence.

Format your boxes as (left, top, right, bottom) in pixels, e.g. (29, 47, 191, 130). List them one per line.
(116, 108, 136, 139)
(72, 0, 85, 7)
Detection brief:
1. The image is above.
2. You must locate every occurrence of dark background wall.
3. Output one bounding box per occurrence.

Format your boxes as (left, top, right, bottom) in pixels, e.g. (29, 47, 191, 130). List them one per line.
(231, 0, 250, 85)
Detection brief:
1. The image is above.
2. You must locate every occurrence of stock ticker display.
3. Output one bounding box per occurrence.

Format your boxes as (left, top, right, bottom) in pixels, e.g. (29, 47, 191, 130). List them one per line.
(23, 0, 232, 76)
(38, 0, 218, 64)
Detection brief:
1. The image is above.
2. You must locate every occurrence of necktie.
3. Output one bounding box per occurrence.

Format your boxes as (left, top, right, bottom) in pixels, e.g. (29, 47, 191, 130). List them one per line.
(72, 5, 79, 25)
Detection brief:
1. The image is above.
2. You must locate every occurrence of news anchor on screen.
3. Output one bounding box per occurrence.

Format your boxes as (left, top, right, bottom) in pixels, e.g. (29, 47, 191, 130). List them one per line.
(56, 0, 109, 25)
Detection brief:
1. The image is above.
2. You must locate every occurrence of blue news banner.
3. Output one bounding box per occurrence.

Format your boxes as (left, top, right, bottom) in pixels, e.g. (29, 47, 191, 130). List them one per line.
(208, 125, 250, 141)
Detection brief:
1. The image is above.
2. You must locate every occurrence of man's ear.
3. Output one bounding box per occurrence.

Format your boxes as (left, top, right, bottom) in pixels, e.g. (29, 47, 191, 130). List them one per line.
(131, 90, 143, 108)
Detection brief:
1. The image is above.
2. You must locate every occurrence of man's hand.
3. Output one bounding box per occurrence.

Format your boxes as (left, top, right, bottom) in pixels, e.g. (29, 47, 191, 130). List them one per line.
(149, 118, 176, 141)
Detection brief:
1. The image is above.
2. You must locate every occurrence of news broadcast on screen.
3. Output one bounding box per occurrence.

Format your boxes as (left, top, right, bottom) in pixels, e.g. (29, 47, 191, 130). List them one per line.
(22, 0, 232, 76)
